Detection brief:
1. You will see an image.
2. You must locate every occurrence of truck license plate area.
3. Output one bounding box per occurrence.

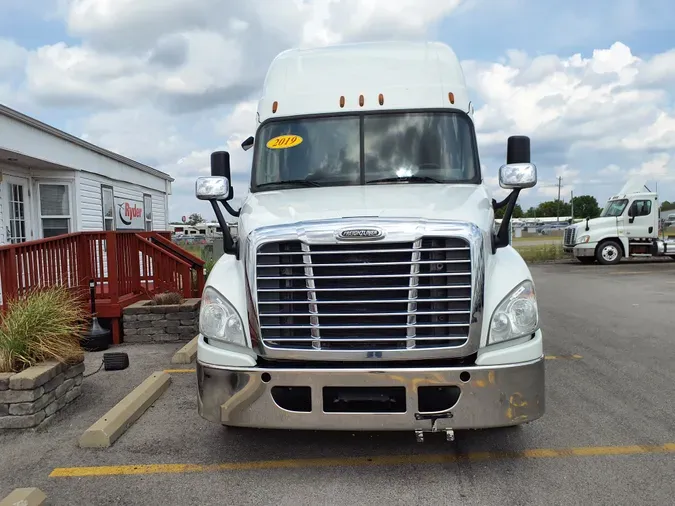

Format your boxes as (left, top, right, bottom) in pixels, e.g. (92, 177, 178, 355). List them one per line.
(323, 387, 406, 413)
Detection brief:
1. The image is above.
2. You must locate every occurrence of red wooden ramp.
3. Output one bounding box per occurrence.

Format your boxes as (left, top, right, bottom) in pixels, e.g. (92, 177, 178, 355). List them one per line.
(0, 231, 205, 344)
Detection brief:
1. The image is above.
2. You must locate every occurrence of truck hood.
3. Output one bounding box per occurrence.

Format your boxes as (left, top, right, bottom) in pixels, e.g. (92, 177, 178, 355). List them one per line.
(239, 184, 494, 237)
(574, 216, 619, 235)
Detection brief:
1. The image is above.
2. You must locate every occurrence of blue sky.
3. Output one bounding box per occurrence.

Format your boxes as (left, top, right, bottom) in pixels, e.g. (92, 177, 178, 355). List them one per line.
(1, 0, 674, 221)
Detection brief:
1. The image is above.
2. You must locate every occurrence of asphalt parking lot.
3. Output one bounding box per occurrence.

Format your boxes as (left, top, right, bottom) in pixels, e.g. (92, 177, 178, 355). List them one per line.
(1, 259, 674, 505)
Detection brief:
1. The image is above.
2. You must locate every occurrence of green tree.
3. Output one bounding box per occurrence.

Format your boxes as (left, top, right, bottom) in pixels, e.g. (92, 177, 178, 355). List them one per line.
(661, 200, 675, 211)
(535, 200, 571, 217)
(187, 213, 205, 226)
(494, 203, 523, 219)
(571, 195, 601, 219)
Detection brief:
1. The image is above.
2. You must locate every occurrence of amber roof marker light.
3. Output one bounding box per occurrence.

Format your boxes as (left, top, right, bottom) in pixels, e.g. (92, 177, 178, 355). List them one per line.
(359, 94, 364, 107)
(339, 96, 345, 108)
(272, 101, 278, 113)
(448, 92, 455, 104)
(378, 93, 384, 105)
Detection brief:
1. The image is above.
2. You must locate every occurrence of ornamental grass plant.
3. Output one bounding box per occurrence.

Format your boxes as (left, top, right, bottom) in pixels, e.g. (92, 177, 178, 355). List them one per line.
(0, 285, 88, 373)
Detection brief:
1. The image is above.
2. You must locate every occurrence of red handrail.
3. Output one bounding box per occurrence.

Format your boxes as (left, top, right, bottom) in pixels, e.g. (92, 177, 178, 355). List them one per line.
(0, 230, 206, 310)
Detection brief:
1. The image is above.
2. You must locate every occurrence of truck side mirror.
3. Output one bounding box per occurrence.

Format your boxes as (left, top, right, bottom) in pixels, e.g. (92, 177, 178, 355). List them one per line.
(208, 151, 234, 201)
(493, 135, 536, 251)
(499, 136, 537, 189)
(499, 163, 537, 189)
(195, 176, 230, 201)
(241, 136, 254, 151)
(507, 135, 530, 164)
(628, 203, 636, 223)
(194, 150, 239, 258)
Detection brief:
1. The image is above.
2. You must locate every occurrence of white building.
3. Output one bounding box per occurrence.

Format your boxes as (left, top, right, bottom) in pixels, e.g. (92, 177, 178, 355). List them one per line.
(0, 104, 173, 245)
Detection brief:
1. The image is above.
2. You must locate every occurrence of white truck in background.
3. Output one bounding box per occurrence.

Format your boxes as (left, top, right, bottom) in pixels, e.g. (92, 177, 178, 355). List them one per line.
(193, 41, 545, 441)
(563, 179, 675, 264)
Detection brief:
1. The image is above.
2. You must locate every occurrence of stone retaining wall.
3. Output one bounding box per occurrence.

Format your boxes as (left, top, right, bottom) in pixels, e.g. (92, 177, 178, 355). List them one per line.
(122, 298, 200, 343)
(0, 359, 84, 429)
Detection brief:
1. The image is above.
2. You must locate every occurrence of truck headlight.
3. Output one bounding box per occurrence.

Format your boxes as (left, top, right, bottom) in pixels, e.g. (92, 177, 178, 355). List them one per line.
(488, 280, 538, 344)
(199, 286, 246, 347)
(577, 235, 590, 244)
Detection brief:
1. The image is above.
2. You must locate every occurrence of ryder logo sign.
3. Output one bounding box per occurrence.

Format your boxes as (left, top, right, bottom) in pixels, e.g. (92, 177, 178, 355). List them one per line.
(114, 197, 145, 230)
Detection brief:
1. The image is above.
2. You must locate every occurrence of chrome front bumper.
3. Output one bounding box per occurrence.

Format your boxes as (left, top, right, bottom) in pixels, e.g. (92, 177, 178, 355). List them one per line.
(197, 357, 545, 431)
(563, 245, 594, 256)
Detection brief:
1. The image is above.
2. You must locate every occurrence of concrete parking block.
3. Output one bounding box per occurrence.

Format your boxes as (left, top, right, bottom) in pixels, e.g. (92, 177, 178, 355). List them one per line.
(171, 336, 198, 364)
(0, 487, 46, 506)
(78, 371, 171, 448)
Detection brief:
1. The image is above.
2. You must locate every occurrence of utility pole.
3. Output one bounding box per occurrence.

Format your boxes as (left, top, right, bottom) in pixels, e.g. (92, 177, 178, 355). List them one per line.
(556, 176, 562, 223)
(570, 190, 574, 222)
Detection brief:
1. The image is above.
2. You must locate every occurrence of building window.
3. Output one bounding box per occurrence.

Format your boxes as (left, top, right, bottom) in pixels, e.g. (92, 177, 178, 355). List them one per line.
(39, 183, 71, 238)
(102, 185, 114, 231)
(144, 194, 152, 231)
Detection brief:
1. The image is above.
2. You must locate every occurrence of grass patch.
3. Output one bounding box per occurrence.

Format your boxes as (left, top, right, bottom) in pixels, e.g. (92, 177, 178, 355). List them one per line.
(0, 286, 88, 373)
(514, 243, 570, 263)
(512, 235, 563, 243)
(204, 257, 216, 278)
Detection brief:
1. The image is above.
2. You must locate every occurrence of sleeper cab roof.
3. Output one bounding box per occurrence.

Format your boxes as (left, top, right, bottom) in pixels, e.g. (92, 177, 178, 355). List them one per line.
(257, 41, 472, 123)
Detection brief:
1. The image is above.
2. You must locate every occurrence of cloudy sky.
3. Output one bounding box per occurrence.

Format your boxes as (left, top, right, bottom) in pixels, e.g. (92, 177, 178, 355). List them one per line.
(1, 0, 674, 221)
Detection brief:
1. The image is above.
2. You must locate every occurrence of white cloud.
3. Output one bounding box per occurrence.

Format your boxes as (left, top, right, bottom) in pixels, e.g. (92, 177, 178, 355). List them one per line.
(2, 1, 675, 220)
(467, 41, 674, 154)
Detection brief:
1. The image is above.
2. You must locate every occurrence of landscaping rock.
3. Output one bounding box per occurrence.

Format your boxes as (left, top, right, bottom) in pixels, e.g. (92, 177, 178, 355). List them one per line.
(0, 373, 13, 391)
(0, 360, 83, 429)
(43, 372, 65, 394)
(9, 391, 56, 416)
(0, 410, 46, 429)
(9, 361, 63, 390)
(0, 387, 44, 403)
(55, 378, 75, 399)
(65, 362, 85, 379)
(123, 298, 200, 344)
(65, 386, 82, 404)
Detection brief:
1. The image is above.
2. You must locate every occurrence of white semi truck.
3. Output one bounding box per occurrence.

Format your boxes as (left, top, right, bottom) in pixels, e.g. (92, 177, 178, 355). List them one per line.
(563, 179, 675, 265)
(194, 41, 545, 441)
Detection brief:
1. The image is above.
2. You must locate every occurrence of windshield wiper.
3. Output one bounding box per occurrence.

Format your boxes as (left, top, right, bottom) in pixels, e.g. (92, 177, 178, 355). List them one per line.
(256, 179, 322, 189)
(366, 175, 444, 185)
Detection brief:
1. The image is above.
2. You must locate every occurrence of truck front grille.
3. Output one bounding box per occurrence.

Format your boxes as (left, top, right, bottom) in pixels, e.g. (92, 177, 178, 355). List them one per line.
(564, 227, 576, 246)
(255, 237, 472, 351)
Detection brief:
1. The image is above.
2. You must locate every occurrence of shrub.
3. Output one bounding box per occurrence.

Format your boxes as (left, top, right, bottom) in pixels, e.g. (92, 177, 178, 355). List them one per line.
(148, 292, 184, 306)
(0, 286, 89, 373)
(204, 258, 216, 278)
(515, 243, 570, 263)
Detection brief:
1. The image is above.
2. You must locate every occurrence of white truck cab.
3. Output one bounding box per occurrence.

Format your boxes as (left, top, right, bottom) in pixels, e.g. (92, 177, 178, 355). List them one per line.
(564, 179, 675, 265)
(194, 41, 545, 440)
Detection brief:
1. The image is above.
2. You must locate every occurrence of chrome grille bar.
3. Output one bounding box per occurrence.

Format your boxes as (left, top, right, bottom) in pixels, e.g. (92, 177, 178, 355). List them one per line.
(302, 243, 321, 350)
(258, 247, 469, 255)
(406, 239, 421, 349)
(259, 259, 470, 268)
(255, 235, 473, 354)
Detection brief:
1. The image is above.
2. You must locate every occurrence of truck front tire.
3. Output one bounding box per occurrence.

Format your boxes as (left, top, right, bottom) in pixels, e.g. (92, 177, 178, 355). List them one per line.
(596, 240, 622, 265)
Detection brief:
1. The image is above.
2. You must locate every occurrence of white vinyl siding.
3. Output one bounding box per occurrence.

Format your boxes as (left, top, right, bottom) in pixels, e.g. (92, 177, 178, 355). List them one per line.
(0, 182, 4, 245)
(80, 175, 104, 230)
(78, 173, 168, 232)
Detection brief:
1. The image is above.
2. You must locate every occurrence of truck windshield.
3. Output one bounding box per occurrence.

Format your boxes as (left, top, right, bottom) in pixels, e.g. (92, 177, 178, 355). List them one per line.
(600, 199, 628, 217)
(251, 111, 480, 189)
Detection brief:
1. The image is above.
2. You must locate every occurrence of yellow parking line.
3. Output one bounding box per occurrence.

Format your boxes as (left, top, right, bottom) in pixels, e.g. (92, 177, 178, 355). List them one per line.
(50, 443, 675, 477)
(165, 355, 582, 375)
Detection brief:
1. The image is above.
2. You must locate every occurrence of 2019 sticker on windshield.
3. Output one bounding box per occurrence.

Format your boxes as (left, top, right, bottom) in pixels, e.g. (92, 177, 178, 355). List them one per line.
(266, 134, 303, 149)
